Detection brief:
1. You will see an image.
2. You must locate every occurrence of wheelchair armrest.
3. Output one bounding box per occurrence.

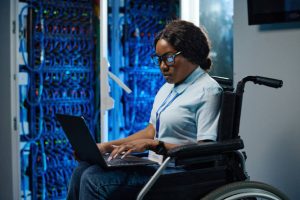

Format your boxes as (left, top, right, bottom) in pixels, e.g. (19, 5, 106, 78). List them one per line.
(167, 138, 244, 159)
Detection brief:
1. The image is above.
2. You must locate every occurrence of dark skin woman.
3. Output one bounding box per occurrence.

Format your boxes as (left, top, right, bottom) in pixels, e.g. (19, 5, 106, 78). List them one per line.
(67, 20, 222, 200)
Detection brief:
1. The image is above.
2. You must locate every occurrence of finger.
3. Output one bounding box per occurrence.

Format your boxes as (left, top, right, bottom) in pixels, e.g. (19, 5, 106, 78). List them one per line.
(121, 149, 134, 159)
(109, 145, 121, 157)
(109, 145, 127, 160)
(113, 145, 128, 159)
(108, 147, 120, 161)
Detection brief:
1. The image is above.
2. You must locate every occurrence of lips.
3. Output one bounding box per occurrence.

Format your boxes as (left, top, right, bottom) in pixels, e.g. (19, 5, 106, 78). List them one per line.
(163, 74, 173, 82)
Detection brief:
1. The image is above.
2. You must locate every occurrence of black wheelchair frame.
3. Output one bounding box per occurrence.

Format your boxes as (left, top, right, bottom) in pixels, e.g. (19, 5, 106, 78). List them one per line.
(136, 76, 289, 200)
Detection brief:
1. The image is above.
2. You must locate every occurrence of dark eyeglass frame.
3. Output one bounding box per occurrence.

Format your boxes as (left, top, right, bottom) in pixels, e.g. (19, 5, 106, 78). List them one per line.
(151, 51, 182, 66)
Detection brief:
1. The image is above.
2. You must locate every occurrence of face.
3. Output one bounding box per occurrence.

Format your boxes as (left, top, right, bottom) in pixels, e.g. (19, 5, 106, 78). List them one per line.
(154, 39, 197, 84)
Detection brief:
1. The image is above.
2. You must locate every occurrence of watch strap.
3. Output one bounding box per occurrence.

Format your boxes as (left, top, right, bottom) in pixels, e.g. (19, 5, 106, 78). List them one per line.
(154, 140, 167, 155)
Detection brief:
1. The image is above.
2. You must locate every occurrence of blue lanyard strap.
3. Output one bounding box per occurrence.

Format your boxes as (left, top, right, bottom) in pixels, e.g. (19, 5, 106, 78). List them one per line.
(155, 90, 180, 137)
(154, 68, 205, 138)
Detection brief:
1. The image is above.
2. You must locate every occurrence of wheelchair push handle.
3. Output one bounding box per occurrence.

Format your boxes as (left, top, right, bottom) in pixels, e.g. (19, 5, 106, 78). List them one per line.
(237, 76, 283, 94)
(253, 76, 283, 88)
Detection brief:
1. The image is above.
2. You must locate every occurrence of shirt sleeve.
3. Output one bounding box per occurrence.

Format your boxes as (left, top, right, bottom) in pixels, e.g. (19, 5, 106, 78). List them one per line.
(149, 91, 159, 129)
(149, 105, 156, 126)
(196, 87, 222, 141)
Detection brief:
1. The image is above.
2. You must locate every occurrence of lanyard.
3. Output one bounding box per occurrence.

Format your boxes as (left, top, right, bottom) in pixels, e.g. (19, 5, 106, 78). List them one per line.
(155, 90, 180, 137)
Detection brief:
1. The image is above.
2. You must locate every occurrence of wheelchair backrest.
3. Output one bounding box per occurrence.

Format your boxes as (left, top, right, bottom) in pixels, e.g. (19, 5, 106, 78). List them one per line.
(217, 91, 237, 141)
(212, 76, 240, 141)
(214, 75, 283, 142)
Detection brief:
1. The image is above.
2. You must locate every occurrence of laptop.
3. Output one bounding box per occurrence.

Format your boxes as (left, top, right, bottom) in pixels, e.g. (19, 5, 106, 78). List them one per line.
(56, 114, 158, 168)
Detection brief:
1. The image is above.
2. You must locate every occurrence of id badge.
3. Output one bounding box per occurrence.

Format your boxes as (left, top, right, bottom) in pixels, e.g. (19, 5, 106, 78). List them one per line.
(148, 150, 164, 165)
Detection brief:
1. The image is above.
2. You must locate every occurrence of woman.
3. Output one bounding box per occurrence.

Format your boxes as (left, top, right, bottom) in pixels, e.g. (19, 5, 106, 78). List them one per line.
(67, 20, 222, 200)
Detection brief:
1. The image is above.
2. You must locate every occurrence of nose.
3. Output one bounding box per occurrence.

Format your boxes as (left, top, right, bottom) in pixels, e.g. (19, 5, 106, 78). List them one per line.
(160, 61, 169, 72)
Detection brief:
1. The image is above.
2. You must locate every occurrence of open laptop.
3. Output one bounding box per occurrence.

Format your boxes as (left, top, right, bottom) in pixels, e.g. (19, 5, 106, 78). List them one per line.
(56, 114, 158, 168)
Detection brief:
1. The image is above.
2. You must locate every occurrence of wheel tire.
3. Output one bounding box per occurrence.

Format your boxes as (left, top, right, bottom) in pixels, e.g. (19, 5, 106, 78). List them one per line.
(201, 181, 289, 200)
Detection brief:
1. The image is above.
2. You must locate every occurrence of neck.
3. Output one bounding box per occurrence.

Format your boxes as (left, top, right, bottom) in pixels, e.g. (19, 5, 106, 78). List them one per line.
(175, 66, 199, 86)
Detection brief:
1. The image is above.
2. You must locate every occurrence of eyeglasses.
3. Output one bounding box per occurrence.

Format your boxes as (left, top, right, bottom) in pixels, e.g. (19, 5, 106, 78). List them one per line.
(151, 51, 181, 66)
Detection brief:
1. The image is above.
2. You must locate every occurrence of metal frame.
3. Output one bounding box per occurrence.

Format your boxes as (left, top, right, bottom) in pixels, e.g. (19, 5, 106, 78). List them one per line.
(0, 0, 21, 199)
(136, 157, 172, 200)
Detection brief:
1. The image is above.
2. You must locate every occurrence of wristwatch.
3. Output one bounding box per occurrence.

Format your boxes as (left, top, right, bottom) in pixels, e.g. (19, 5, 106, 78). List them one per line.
(154, 140, 167, 155)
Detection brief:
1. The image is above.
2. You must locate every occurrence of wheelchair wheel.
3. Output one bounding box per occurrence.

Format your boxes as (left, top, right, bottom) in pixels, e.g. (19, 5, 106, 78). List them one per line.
(201, 181, 289, 200)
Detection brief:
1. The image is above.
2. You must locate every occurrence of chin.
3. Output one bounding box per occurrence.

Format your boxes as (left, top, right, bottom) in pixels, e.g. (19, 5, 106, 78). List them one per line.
(165, 78, 174, 84)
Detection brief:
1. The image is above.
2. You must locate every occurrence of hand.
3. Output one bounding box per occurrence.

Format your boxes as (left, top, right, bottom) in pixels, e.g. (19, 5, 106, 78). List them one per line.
(96, 142, 111, 154)
(108, 139, 156, 161)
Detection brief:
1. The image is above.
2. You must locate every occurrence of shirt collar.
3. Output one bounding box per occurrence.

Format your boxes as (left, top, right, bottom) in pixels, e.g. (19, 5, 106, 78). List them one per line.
(173, 67, 205, 94)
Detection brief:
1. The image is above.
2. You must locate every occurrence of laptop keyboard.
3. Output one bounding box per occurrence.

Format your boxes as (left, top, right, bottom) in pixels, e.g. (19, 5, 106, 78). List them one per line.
(103, 154, 157, 166)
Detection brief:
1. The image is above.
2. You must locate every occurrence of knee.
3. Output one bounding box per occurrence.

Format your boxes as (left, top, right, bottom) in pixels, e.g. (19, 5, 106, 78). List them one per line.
(79, 167, 103, 199)
(80, 168, 94, 187)
(73, 162, 89, 179)
(68, 162, 90, 188)
(80, 165, 103, 190)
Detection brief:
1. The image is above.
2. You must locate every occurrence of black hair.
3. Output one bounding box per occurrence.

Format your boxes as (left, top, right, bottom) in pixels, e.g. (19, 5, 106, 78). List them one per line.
(154, 20, 212, 70)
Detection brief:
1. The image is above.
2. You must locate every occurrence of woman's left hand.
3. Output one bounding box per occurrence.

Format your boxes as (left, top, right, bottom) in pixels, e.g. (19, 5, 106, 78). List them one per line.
(108, 139, 155, 161)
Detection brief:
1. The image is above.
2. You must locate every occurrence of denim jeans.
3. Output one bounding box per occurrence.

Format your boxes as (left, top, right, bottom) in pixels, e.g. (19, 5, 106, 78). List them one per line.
(67, 161, 186, 200)
(67, 161, 156, 200)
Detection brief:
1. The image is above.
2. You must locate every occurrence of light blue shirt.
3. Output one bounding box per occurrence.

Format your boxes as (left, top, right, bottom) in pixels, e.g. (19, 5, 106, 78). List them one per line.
(149, 67, 222, 144)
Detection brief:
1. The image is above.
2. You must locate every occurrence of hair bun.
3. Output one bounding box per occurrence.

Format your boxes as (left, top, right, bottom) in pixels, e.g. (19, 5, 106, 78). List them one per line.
(200, 58, 212, 70)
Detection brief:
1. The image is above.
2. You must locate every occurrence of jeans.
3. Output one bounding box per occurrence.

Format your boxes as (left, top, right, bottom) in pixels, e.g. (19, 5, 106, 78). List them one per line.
(67, 161, 186, 200)
(67, 162, 156, 200)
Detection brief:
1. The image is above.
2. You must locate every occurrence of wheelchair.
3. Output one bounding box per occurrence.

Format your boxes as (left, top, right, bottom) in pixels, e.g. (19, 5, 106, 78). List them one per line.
(136, 76, 289, 200)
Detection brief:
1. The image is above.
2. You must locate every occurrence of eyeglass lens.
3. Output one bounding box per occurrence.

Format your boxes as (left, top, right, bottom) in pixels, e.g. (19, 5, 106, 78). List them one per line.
(152, 52, 180, 66)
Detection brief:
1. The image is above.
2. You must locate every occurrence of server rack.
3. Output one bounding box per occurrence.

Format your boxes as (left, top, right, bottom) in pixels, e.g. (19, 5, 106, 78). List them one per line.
(18, 0, 100, 199)
(108, 0, 179, 139)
